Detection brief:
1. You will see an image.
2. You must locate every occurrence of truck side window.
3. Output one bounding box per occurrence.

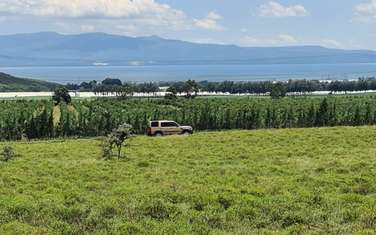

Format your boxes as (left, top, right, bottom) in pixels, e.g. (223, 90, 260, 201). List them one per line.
(161, 122, 178, 127)
(151, 122, 159, 127)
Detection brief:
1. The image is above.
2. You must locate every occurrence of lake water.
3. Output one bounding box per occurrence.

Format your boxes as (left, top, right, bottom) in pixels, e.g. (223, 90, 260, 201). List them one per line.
(2, 63, 376, 84)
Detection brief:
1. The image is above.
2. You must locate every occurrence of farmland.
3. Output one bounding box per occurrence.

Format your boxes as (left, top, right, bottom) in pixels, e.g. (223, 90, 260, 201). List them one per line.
(1, 95, 376, 140)
(1, 127, 376, 234)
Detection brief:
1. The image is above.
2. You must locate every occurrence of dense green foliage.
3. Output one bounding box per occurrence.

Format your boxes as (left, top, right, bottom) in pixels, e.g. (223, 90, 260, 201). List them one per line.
(192, 78, 376, 94)
(0, 127, 376, 234)
(0, 72, 58, 92)
(1, 95, 376, 140)
(68, 77, 376, 95)
(270, 83, 287, 99)
(52, 87, 72, 105)
(1, 145, 15, 162)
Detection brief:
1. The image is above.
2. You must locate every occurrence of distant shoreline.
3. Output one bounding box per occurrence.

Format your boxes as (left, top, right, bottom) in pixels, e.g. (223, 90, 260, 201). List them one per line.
(2, 63, 376, 84)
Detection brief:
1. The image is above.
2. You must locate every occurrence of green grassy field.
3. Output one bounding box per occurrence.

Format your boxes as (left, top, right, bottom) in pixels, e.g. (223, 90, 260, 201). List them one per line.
(1, 127, 376, 234)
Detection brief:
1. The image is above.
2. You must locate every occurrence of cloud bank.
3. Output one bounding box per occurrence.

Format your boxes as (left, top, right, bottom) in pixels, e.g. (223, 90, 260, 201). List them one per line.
(354, 0, 376, 23)
(240, 34, 299, 47)
(194, 11, 224, 31)
(259, 1, 308, 17)
(0, 0, 184, 19)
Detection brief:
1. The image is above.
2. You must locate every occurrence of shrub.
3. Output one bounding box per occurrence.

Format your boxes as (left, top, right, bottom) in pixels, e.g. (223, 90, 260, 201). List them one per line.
(137, 161, 150, 168)
(218, 196, 232, 210)
(142, 199, 175, 220)
(1, 146, 15, 162)
(270, 82, 287, 99)
(105, 123, 133, 159)
(101, 139, 113, 160)
(165, 86, 178, 99)
(52, 87, 72, 105)
(203, 213, 225, 229)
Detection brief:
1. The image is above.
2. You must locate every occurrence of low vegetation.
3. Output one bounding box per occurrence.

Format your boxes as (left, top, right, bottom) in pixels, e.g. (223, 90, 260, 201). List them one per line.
(1, 145, 15, 162)
(0, 127, 376, 234)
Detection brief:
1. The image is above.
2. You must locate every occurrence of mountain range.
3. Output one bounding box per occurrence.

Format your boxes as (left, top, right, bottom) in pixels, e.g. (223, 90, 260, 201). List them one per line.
(0, 32, 376, 66)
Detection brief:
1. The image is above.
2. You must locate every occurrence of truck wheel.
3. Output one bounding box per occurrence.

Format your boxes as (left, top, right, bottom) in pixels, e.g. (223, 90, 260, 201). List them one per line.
(155, 132, 163, 137)
(182, 131, 191, 135)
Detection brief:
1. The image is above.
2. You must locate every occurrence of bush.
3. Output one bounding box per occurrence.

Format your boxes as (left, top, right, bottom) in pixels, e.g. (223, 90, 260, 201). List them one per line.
(165, 86, 177, 99)
(270, 83, 287, 99)
(103, 123, 133, 159)
(142, 199, 176, 220)
(101, 139, 113, 160)
(1, 146, 15, 162)
(137, 161, 150, 168)
(53, 87, 72, 105)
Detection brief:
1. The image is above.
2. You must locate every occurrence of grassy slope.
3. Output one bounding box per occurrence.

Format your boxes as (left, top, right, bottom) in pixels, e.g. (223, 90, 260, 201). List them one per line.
(0, 72, 58, 92)
(1, 127, 376, 234)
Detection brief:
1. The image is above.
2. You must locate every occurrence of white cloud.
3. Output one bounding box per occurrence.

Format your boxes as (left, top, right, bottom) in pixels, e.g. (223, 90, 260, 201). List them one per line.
(207, 11, 222, 21)
(278, 34, 298, 43)
(0, 0, 181, 18)
(240, 34, 299, 47)
(1, 1, 241, 34)
(239, 35, 349, 49)
(194, 11, 224, 31)
(54, 18, 176, 36)
(0, 0, 188, 30)
(321, 39, 343, 48)
(354, 0, 376, 23)
(259, 1, 308, 17)
(188, 38, 226, 45)
(80, 24, 96, 32)
(115, 24, 139, 35)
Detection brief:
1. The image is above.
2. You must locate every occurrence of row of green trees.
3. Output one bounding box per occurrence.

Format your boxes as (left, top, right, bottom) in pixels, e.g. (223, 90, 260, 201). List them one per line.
(1, 96, 376, 140)
(66, 77, 376, 95)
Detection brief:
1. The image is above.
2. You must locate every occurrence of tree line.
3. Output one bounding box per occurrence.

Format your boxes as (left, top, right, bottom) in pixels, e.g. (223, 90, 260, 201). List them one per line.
(65, 77, 376, 96)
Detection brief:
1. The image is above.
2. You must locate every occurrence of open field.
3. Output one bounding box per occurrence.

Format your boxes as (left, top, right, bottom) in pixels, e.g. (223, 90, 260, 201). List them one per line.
(1, 126, 376, 234)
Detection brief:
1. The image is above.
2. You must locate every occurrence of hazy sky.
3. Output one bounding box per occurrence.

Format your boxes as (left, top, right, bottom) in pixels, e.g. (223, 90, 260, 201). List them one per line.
(0, 0, 375, 49)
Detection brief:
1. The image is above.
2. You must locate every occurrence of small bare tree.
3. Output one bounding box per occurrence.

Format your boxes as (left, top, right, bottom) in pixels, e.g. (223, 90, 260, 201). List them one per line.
(102, 123, 133, 159)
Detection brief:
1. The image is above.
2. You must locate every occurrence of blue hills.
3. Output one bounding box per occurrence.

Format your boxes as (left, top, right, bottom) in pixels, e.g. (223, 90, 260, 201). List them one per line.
(0, 32, 375, 66)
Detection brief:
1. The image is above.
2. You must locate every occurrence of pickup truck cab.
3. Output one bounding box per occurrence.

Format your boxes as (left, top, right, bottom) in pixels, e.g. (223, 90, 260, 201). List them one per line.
(147, 120, 193, 136)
